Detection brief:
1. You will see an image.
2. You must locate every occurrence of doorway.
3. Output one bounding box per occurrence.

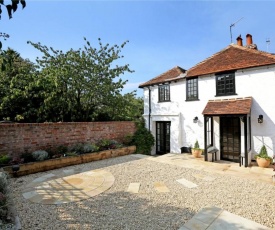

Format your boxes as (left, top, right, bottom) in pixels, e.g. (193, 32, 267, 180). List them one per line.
(220, 117, 241, 162)
(156, 121, 170, 154)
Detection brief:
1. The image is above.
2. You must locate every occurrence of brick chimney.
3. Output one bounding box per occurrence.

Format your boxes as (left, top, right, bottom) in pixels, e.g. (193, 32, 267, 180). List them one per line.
(236, 35, 243, 46)
(246, 34, 253, 46)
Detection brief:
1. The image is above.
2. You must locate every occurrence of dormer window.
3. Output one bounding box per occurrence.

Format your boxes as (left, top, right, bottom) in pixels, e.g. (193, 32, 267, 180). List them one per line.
(216, 72, 236, 96)
(158, 84, 170, 102)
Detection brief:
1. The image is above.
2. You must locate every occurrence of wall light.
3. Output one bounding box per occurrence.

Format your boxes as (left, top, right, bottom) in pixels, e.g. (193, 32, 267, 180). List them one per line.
(258, 115, 263, 123)
(193, 116, 198, 123)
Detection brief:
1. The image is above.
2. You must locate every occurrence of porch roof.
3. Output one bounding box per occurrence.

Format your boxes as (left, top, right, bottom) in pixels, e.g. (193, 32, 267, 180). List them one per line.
(202, 97, 252, 115)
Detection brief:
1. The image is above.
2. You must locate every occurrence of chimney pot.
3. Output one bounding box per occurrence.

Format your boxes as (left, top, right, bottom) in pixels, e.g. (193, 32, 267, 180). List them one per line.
(246, 34, 253, 46)
(236, 35, 243, 46)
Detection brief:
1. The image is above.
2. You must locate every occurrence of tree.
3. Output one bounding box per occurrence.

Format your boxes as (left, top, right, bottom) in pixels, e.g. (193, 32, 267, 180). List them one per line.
(0, 48, 42, 122)
(98, 93, 143, 121)
(28, 38, 134, 122)
(0, 0, 26, 19)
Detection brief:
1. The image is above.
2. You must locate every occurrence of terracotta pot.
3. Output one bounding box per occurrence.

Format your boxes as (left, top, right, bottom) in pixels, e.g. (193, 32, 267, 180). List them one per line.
(256, 157, 271, 168)
(192, 149, 202, 158)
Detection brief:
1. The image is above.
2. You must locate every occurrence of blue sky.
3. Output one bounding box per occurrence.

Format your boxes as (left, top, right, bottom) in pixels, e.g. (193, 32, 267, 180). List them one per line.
(1, 1, 275, 97)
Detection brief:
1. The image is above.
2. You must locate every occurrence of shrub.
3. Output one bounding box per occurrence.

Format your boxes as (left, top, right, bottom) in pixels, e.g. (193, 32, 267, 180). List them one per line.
(65, 152, 79, 157)
(20, 152, 35, 163)
(32, 150, 49, 161)
(109, 140, 123, 149)
(56, 145, 68, 155)
(69, 143, 84, 154)
(0, 154, 11, 165)
(194, 140, 199, 149)
(97, 139, 112, 151)
(123, 134, 134, 146)
(132, 118, 154, 155)
(0, 172, 8, 194)
(83, 143, 99, 153)
(254, 145, 273, 161)
(0, 172, 9, 225)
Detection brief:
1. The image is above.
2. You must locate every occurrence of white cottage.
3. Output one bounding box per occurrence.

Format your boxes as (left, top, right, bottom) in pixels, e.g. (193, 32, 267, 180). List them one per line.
(139, 34, 275, 167)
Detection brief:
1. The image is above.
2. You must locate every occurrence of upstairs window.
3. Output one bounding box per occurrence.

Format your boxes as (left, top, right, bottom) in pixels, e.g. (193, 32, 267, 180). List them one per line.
(158, 84, 170, 102)
(216, 72, 236, 96)
(186, 77, 198, 101)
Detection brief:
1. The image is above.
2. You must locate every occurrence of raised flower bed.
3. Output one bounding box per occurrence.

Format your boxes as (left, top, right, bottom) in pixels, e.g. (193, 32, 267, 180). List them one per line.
(3, 146, 136, 177)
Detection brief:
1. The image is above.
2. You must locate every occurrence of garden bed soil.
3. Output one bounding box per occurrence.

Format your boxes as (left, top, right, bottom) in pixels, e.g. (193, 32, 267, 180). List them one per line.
(3, 146, 136, 177)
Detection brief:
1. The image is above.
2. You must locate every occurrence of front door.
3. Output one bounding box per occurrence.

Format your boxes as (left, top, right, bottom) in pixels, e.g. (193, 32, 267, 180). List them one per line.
(156, 121, 170, 154)
(220, 117, 240, 162)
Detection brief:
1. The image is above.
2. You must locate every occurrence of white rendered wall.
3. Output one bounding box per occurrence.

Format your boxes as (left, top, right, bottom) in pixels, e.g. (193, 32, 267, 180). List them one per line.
(142, 65, 275, 160)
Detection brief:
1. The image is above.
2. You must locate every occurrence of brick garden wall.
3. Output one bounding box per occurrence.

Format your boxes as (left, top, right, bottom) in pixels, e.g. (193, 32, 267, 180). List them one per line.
(0, 121, 136, 158)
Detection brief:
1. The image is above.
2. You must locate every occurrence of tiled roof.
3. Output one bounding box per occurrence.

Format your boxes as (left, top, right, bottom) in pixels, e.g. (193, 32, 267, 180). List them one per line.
(187, 44, 275, 77)
(202, 97, 252, 115)
(139, 66, 186, 88)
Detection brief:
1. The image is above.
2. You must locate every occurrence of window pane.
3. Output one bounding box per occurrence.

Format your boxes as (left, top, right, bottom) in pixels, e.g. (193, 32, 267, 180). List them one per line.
(159, 85, 170, 102)
(216, 73, 235, 96)
(186, 78, 198, 100)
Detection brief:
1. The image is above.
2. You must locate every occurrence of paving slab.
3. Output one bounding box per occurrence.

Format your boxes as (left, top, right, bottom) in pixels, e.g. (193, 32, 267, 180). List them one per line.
(176, 178, 198, 188)
(127, 183, 140, 193)
(154, 182, 169, 193)
(180, 206, 270, 230)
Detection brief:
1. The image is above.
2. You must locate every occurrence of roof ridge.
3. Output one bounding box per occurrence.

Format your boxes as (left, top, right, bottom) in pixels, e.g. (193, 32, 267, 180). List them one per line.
(230, 44, 275, 59)
(187, 45, 232, 74)
(139, 66, 186, 88)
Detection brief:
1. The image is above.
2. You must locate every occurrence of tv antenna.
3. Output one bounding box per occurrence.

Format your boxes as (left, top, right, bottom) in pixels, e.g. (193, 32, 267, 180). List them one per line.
(230, 17, 244, 43)
(266, 38, 271, 52)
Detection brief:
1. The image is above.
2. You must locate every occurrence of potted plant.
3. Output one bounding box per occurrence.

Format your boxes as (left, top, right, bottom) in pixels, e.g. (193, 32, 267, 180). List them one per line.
(191, 140, 203, 158)
(254, 145, 272, 168)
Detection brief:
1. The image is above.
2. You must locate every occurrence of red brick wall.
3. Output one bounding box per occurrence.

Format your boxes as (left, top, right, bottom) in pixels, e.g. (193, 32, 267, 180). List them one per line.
(0, 122, 136, 158)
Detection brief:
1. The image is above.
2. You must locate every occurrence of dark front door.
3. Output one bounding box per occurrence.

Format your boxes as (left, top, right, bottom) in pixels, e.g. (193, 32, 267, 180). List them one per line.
(156, 121, 170, 154)
(220, 117, 240, 162)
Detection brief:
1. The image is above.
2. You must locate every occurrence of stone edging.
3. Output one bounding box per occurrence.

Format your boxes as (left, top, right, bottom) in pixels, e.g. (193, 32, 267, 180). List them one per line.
(3, 146, 136, 177)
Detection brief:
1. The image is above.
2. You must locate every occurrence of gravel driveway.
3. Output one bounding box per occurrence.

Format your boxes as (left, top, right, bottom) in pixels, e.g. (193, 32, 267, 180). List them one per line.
(8, 155, 275, 230)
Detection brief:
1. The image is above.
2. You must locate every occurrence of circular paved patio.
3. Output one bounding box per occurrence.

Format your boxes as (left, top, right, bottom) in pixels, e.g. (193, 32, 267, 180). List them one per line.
(22, 169, 115, 205)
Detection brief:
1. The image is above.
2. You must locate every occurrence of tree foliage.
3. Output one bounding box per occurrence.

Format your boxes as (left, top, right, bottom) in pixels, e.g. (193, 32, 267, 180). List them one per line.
(0, 48, 42, 122)
(0, 39, 143, 122)
(0, 0, 26, 19)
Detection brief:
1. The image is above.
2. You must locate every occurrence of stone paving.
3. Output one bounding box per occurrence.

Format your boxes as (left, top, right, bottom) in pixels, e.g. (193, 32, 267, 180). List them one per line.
(22, 169, 114, 204)
(179, 206, 270, 230)
(19, 153, 274, 229)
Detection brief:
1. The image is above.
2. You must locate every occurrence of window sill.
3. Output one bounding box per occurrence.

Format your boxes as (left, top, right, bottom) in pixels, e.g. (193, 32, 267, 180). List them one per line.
(185, 99, 200, 102)
(215, 93, 237, 97)
(158, 100, 171, 103)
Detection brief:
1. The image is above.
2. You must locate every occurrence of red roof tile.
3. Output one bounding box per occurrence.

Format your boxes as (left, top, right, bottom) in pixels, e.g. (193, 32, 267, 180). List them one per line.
(139, 66, 186, 88)
(202, 97, 252, 115)
(187, 44, 275, 77)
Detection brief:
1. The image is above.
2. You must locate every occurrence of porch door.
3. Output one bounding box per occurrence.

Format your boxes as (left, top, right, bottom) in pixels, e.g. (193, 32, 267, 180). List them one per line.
(220, 117, 240, 162)
(156, 121, 170, 154)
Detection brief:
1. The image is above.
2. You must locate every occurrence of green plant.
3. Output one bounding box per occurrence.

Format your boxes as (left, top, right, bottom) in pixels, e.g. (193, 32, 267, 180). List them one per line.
(132, 118, 154, 155)
(254, 145, 272, 161)
(0, 154, 11, 165)
(65, 152, 79, 157)
(123, 134, 134, 146)
(0, 172, 8, 194)
(56, 145, 68, 155)
(83, 143, 99, 153)
(69, 143, 84, 154)
(20, 151, 34, 163)
(32, 150, 49, 161)
(97, 139, 112, 150)
(192, 140, 202, 150)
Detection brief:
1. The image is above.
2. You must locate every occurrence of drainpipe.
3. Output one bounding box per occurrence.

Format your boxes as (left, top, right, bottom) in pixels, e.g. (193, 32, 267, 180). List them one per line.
(148, 86, 151, 131)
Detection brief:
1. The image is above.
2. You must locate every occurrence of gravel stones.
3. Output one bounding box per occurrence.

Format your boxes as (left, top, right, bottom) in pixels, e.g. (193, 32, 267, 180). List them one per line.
(7, 155, 275, 230)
